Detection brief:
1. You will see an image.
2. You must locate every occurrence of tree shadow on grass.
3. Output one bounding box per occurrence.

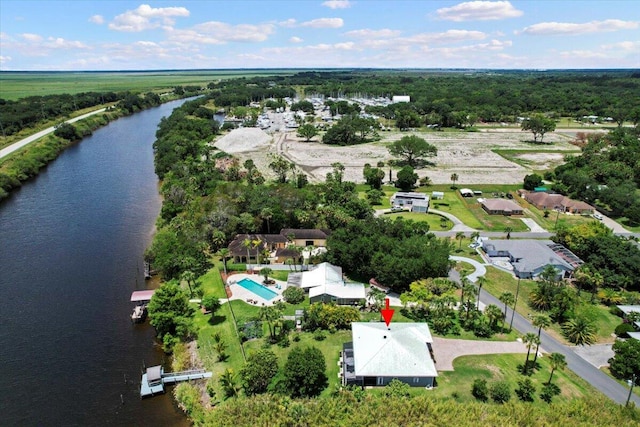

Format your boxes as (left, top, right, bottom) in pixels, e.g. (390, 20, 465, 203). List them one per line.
(208, 314, 226, 326)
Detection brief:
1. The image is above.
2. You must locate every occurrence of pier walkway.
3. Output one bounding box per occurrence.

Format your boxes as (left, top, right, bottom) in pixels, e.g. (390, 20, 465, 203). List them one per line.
(140, 366, 212, 397)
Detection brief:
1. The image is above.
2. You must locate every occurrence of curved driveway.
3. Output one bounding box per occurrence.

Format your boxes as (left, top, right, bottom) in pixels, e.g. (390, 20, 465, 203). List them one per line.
(0, 108, 107, 160)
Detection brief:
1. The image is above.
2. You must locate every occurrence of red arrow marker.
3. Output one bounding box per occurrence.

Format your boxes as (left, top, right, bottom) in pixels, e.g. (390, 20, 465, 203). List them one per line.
(381, 298, 394, 327)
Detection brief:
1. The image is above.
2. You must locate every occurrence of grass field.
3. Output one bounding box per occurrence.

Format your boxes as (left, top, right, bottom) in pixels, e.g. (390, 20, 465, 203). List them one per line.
(0, 70, 297, 100)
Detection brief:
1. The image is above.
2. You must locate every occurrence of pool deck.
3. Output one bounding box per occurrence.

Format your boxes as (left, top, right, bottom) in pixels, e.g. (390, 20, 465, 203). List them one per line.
(226, 273, 288, 306)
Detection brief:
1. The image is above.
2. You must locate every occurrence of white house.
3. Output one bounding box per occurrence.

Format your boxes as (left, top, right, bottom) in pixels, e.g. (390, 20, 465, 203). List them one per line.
(296, 262, 366, 305)
(342, 322, 437, 388)
(392, 95, 410, 103)
(390, 192, 430, 213)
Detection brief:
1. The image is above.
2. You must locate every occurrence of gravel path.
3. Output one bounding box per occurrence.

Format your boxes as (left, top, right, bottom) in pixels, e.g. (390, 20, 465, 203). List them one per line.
(432, 337, 528, 371)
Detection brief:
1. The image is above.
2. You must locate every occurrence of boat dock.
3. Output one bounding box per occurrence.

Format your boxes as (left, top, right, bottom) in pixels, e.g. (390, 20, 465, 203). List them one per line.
(130, 290, 155, 322)
(140, 366, 212, 397)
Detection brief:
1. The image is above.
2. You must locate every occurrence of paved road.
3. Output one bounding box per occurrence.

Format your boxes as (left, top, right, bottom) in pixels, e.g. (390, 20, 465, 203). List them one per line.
(0, 108, 107, 160)
(450, 254, 640, 406)
(479, 286, 640, 406)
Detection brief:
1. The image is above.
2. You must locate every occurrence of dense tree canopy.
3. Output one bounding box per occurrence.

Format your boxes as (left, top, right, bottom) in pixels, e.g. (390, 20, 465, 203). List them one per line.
(283, 346, 328, 398)
(147, 280, 195, 341)
(326, 217, 451, 292)
(609, 339, 640, 386)
(240, 349, 279, 395)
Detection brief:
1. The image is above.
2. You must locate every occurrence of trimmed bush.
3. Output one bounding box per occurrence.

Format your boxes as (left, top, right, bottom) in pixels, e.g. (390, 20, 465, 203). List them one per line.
(282, 286, 305, 304)
(614, 322, 636, 337)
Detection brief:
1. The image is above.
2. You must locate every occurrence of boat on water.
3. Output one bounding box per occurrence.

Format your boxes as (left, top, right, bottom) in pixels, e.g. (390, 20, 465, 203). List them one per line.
(130, 290, 155, 323)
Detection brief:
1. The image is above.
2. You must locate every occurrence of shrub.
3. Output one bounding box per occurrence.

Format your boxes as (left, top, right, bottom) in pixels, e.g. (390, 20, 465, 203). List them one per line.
(540, 383, 560, 403)
(614, 322, 636, 337)
(515, 378, 536, 402)
(313, 330, 326, 341)
(283, 286, 306, 304)
(471, 379, 489, 402)
(489, 380, 511, 404)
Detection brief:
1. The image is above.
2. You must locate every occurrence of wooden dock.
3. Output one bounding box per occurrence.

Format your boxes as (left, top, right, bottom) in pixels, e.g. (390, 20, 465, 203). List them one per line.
(140, 366, 212, 397)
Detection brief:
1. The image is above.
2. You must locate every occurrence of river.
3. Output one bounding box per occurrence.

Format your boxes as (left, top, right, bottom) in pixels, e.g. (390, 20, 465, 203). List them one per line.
(0, 99, 191, 426)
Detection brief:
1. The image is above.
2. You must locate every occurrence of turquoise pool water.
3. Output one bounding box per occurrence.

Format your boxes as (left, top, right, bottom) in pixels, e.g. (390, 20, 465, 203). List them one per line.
(237, 278, 278, 300)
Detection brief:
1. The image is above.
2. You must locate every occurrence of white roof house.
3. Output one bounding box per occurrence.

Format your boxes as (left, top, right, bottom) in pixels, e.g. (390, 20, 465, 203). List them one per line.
(392, 95, 410, 103)
(351, 322, 437, 378)
(299, 262, 366, 304)
(617, 305, 640, 317)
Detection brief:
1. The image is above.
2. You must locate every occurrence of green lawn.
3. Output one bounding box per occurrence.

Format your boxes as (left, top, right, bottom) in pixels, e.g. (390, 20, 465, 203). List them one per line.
(383, 211, 453, 230)
(480, 266, 621, 344)
(428, 353, 596, 404)
(243, 330, 352, 396)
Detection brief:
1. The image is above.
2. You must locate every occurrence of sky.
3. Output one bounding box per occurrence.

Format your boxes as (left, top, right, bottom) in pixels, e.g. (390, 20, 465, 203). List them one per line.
(0, 0, 639, 71)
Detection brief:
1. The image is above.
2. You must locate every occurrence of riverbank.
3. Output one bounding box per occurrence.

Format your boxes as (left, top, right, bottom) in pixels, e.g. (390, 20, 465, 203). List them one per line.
(0, 94, 195, 202)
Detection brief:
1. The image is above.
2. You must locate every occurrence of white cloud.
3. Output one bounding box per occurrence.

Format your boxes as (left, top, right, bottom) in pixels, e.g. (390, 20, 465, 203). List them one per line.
(289, 36, 304, 43)
(278, 19, 297, 28)
(435, 1, 523, 21)
(0, 55, 11, 64)
(344, 28, 400, 38)
(168, 21, 275, 44)
(44, 37, 89, 49)
(21, 33, 43, 42)
(519, 19, 639, 36)
(601, 40, 640, 51)
(109, 4, 190, 32)
(89, 15, 104, 25)
(322, 0, 351, 9)
(558, 50, 607, 59)
(300, 18, 344, 28)
(404, 29, 486, 45)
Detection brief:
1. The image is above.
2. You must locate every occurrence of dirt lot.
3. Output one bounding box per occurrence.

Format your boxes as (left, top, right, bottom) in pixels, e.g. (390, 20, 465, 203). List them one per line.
(213, 128, 579, 185)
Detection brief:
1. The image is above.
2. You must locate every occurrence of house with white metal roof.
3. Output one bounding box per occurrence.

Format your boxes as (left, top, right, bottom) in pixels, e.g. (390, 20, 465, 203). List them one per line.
(342, 322, 437, 388)
(294, 262, 366, 305)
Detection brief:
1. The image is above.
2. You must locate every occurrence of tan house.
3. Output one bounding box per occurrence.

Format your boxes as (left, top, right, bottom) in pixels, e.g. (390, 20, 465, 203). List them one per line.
(228, 229, 329, 264)
(523, 192, 595, 214)
(481, 199, 523, 215)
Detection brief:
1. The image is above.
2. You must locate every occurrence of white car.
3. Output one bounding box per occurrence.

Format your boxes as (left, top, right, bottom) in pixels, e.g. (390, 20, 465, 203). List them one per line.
(593, 213, 603, 220)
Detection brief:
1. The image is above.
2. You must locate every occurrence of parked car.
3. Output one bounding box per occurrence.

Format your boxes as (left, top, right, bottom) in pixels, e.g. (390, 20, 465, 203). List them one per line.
(593, 213, 603, 220)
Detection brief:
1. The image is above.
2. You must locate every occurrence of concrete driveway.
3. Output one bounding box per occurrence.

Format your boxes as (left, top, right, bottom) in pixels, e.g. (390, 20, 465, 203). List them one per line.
(432, 337, 528, 371)
(571, 344, 614, 369)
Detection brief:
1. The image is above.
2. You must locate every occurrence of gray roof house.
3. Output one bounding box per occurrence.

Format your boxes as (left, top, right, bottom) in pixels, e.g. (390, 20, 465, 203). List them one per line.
(342, 322, 437, 388)
(482, 239, 583, 279)
(481, 199, 523, 216)
(294, 262, 366, 305)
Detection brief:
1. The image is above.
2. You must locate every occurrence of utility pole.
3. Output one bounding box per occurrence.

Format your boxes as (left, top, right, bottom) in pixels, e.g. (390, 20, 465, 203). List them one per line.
(510, 276, 521, 330)
(627, 373, 636, 406)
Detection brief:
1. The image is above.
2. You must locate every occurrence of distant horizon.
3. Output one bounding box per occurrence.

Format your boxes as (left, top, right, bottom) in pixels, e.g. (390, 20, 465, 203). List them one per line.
(1, 1, 638, 71)
(1, 67, 639, 74)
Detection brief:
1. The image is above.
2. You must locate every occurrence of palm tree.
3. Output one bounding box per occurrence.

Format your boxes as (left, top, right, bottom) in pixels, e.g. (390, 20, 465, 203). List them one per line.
(470, 231, 480, 245)
(504, 226, 512, 240)
(211, 229, 226, 251)
(213, 339, 228, 361)
(450, 173, 459, 189)
(485, 304, 504, 331)
(259, 305, 282, 341)
(476, 276, 487, 310)
(562, 315, 597, 346)
(219, 368, 240, 399)
(242, 236, 261, 270)
(260, 207, 273, 234)
(455, 231, 465, 251)
(532, 314, 551, 364)
(260, 267, 273, 284)
(547, 353, 567, 385)
(217, 248, 231, 276)
(181, 270, 196, 298)
(523, 332, 540, 373)
(499, 291, 515, 329)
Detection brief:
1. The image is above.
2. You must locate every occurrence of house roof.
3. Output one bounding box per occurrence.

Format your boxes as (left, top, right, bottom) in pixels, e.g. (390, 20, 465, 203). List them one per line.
(351, 322, 437, 378)
(412, 199, 430, 208)
(391, 192, 429, 200)
(525, 192, 594, 211)
(481, 198, 523, 212)
(281, 228, 328, 240)
(617, 305, 640, 316)
(299, 262, 344, 289)
(131, 290, 155, 302)
(628, 332, 640, 341)
(459, 188, 473, 195)
(309, 281, 366, 300)
(482, 239, 581, 274)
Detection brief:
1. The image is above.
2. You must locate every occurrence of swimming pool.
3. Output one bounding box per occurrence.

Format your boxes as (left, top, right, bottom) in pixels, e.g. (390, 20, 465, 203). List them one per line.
(237, 278, 278, 301)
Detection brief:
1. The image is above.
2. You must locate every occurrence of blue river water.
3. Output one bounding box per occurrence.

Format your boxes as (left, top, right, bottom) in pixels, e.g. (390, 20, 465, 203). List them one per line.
(0, 99, 192, 426)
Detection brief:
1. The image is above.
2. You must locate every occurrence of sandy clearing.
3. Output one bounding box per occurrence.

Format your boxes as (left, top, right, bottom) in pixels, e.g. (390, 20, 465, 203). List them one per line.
(210, 128, 579, 185)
